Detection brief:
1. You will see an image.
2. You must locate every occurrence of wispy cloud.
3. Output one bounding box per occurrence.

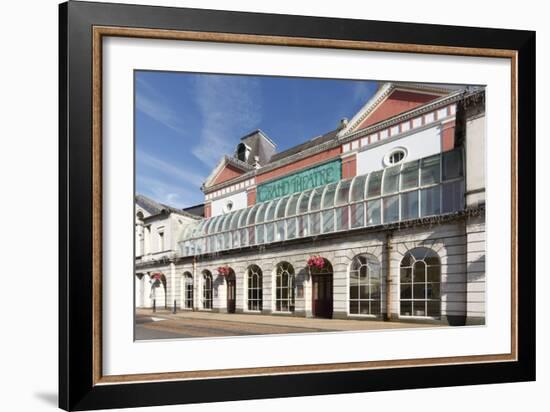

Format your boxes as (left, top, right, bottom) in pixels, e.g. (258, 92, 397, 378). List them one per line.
(191, 75, 262, 167)
(136, 150, 205, 188)
(135, 77, 188, 135)
(137, 174, 202, 208)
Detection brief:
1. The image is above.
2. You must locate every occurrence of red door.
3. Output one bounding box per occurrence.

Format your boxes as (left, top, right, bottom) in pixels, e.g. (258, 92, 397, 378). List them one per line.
(312, 274, 333, 318)
(226, 273, 236, 313)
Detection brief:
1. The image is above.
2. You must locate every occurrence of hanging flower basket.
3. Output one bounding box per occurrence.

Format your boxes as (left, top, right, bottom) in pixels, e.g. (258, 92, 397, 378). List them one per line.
(217, 266, 231, 276)
(307, 255, 325, 270)
(150, 272, 162, 286)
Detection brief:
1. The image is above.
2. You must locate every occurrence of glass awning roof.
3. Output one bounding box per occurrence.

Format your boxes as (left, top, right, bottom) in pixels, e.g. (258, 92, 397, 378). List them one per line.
(178, 148, 465, 257)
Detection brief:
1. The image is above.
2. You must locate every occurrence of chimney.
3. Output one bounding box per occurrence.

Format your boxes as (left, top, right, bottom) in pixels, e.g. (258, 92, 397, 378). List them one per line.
(338, 118, 349, 130)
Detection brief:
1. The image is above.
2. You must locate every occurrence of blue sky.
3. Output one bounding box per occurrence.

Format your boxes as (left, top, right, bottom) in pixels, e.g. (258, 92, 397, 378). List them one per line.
(135, 71, 378, 208)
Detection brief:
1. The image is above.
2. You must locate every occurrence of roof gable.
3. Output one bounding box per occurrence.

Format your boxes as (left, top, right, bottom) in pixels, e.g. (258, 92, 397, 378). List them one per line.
(211, 163, 246, 186)
(203, 156, 254, 189)
(338, 83, 450, 136)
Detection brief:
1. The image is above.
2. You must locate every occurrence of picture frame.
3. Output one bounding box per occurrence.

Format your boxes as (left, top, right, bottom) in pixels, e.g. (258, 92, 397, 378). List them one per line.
(59, 1, 536, 410)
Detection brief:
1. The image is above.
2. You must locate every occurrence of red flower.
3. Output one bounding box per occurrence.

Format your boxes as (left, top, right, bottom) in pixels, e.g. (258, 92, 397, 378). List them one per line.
(217, 266, 230, 276)
(308, 255, 325, 269)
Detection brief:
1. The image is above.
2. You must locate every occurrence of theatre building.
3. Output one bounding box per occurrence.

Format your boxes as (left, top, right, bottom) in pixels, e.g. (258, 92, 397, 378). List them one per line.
(135, 82, 486, 326)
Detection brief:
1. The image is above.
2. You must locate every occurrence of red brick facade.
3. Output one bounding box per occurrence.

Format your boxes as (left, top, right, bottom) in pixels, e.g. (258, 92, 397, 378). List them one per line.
(357, 90, 441, 130)
(211, 164, 245, 186)
(441, 120, 456, 152)
(342, 154, 357, 179)
(247, 188, 256, 206)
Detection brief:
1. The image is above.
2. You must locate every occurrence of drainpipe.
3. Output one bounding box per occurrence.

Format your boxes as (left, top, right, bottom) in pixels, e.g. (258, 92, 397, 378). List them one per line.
(192, 256, 197, 311)
(384, 231, 393, 321)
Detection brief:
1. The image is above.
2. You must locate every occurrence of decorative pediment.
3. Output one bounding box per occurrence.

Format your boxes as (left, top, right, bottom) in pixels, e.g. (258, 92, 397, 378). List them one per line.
(203, 156, 254, 189)
(338, 83, 451, 137)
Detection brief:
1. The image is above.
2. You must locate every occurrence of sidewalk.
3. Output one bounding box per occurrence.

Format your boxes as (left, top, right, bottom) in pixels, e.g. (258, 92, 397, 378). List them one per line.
(136, 308, 439, 332)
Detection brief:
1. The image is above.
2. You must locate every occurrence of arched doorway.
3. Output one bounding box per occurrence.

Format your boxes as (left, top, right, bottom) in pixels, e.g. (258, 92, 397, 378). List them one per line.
(149, 272, 166, 309)
(226, 268, 236, 314)
(310, 259, 333, 318)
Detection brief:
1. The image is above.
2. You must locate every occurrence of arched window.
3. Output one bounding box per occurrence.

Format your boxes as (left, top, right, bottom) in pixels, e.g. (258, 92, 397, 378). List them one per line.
(275, 262, 295, 312)
(202, 270, 213, 309)
(247, 265, 263, 311)
(183, 272, 193, 309)
(349, 254, 381, 315)
(400, 248, 441, 318)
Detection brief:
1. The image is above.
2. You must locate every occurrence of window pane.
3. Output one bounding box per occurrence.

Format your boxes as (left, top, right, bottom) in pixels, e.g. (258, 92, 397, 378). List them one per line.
(367, 171, 383, 198)
(255, 203, 266, 223)
(442, 149, 463, 180)
(335, 179, 352, 206)
(322, 210, 334, 233)
(421, 186, 441, 216)
(309, 212, 320, 234)
(298, 215, 308, 237)
(400, 267, 412, 282)
(240, 228, 248, 246)
(351, 174, 367, 201)
(335, 206, 349, 231)
(382, 166, 400, 195)
(412, 302, 426, 316)
(265, 222, 274, 243)
(427, 300, 441, 317)
(421, 155, 440, 185)
(413, 283, 425, 299)
(265, 200, 277, 221)
(287, 217, 296, 239)
(383, 195, 399, 223)
(298, 190, 312, 213)
(232, 230, 240, 248)
(276, 197, 289, 219)
(442, 180, 464, 213)
(400, 160, 419, 190)
(350, 300, 359, 314)
(322, 183, 337, 209)
(309, 189, 323, 211)
(367, 199, 381, 225)
(256, 224, 264, 244)
(400, 284, 412, 299)
(413, 261, 426, 282)
(350, 202, 365, 228)
(427, 265, 440, 282)
(400, 301, 412, 316)
(275, 221, 285, 241)
(286, 194, 299, 217)
(401, 190, 419, 220)
(426, 282, 440, 299)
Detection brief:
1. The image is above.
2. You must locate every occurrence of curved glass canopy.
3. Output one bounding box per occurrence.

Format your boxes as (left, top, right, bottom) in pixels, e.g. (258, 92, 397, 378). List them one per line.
(179, 149, 465, 257)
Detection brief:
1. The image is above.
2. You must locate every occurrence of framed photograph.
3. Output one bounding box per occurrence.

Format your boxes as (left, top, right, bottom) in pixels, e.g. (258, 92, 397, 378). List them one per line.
(59, 1, 535, 410)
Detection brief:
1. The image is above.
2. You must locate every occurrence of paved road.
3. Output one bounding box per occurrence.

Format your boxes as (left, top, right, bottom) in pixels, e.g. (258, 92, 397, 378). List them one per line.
(135, 309, 439, 340)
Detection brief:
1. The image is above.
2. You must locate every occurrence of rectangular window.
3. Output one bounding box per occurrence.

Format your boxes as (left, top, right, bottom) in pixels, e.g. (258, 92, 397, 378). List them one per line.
(421, 186, 441, 216)
(232, 230, 240, 248)
(366, 199, 381, 226)
(400, 161, 419, 190)
(309, 212, 321, 235)
(256, 224, 265, 244)
(421, 155, 440, 185)
(158, 231, 165, 251)
(382, 166, 400, 194)
(383, 195, 399, 223)
(350, 202, 365, 228)
(275, 221, 285, 241)
(400, 190, 419, 220)
(322, 209, 335, 233)
(265, 223, 274, 243)
(298, 215, 308, 237)
(247, 226, 255, 245)
(442, 149, 463, 180)
(367, 171, 383, 197)
(442, 180, 465, 213)
(335, 206, 349, 231)
(286, 217, 296, 239)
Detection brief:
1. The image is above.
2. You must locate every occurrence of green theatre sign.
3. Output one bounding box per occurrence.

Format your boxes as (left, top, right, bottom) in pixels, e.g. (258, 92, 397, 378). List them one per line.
(257, 159, 342, 203)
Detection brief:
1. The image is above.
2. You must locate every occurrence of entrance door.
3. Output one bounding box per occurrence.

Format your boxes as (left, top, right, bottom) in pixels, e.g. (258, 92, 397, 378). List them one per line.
(312, 274, 333, 318)
(226, 273, 236, 313)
